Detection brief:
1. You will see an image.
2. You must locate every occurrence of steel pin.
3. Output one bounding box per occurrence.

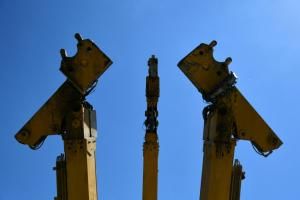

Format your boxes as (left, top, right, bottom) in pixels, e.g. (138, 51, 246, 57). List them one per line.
(225, 57, 232, 65)
(60, 49, 67, 58)
(209, 40, 217, 48)
(74, 33, 83, 41)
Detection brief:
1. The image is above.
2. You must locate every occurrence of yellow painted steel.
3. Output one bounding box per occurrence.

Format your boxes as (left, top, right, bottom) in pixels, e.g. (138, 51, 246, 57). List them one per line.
(60, 33, 112, 94)
(54, 106, 98, 200)
(143, 55, 159, 200)
(200, 101, 236, 200)
(54, 154, 67, 200)
(15, 34, 111, 200)
(229, 160, 244, 200)
(143, 132, 159, 200)
(178, 41, 283, 200)
(14, 81, 81, 148)
(61, 106, 98, 200)
(15, 34, 112, 149)
(178, 40, 282, 153)
(230, 88, 282, 152)
(63, 138, 98, 200)
(200, 141, 236, 200)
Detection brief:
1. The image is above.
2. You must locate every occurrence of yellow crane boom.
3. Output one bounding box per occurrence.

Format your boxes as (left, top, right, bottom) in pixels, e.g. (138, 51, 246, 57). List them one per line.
(178, 40, 282, 200)
(13, 34, 282, 200)
(142, 55, 160, 200)
(14, 33, 112, 200)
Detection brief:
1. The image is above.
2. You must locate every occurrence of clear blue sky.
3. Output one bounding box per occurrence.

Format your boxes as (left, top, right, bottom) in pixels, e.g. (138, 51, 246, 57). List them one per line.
(0, 0, 299, 199)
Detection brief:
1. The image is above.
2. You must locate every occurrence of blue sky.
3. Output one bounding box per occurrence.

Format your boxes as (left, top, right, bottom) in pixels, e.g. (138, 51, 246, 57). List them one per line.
(1, 0, 299, 199)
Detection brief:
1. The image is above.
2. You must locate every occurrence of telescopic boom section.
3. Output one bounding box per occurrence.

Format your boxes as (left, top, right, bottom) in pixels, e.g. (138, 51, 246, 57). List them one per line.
(178, 41, 282, 200)
(143, 55, 160, 200)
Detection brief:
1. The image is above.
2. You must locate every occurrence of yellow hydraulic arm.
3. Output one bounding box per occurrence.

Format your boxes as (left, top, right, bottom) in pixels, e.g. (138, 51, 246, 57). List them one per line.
(178, 41, 282, 200)
(14, 34, 112, 200)
(142, 55, 160, 200)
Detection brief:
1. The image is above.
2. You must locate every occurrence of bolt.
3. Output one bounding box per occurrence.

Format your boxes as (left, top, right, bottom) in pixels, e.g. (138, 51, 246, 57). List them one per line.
(86, 46, 92, 51)
(72, 119, 80, 128)
(209, 40, 217, 48)
(20, 130, 30, 139)
(80, 59, 88, 67)
(74, 33, 83, 41)
(225, 57, 232, 65)
(60, 49, 67, 58)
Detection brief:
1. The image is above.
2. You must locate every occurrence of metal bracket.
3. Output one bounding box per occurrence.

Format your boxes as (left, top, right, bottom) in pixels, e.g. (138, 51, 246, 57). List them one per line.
(60, 33, 112, 95)
(204, 72, 237, 102)
(15, 33, 111, 149)
(178, 40, 282, 155)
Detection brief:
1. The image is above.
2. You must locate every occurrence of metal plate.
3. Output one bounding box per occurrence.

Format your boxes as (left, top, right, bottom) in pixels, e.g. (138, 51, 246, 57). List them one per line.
(15, 81, 81, 147)
(60, 38, 112, 94)
(177, 42, 230, 95)
(229, 87, 283, 152)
